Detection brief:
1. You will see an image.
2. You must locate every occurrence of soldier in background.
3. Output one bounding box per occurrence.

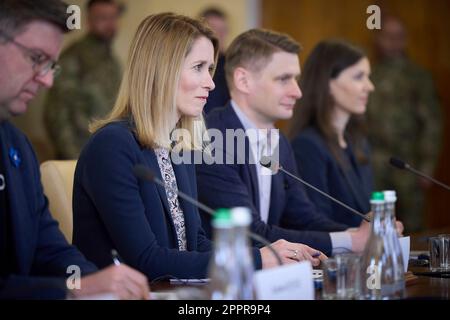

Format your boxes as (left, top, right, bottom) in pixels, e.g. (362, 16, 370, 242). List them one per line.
(44, 0, 122, 159)
(367, 16, 442, 232)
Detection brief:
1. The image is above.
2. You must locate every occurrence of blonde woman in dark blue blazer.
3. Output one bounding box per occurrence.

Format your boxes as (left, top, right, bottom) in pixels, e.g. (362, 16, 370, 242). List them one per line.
(291, 40, 374, 227)
(72, 13, 319, 281)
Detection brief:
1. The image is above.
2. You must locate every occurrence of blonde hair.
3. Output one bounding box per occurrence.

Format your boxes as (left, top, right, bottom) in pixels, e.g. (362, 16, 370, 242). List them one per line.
(90, 12, 219, 150)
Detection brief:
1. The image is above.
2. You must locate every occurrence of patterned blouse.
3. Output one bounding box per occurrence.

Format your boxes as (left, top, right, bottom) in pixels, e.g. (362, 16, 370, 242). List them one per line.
(154, 147, 187, 251)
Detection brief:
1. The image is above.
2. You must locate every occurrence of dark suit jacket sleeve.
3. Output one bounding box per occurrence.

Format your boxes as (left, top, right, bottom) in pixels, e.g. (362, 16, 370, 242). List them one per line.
(80, 131, 211, 279)
(25, 135, 97, 278)
(0, 275, 67, 299)
(280, 139, 348, 232)
(197, 159, 336, 255)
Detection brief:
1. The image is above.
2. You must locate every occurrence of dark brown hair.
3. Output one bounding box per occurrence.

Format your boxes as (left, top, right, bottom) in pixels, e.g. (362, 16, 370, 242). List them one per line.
(290, 39, 369, 167)
(0, 0, 70, 35)
(87, 0, 125, 14)
(225, 28, 301, 89)
(199, 7, 227, 20)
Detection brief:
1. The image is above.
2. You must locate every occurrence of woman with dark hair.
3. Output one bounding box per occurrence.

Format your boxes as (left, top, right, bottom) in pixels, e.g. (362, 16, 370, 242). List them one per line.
(291, 40, 375, 227)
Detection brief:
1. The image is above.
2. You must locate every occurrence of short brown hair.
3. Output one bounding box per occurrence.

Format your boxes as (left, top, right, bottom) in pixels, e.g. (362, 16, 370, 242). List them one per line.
(225, 28, 301, 88)
(0, 0, 69, 36)
(87, 0, 125, 14)
(199, 7, 227, 20)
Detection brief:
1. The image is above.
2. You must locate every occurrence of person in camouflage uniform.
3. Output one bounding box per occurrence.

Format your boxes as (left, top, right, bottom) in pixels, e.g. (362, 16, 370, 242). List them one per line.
(44, 0, 122, 159)
(367, 16, 442, 232)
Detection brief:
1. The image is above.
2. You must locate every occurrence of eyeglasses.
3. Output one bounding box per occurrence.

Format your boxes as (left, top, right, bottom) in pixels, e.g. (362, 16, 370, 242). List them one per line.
(0, 30, 61, 78)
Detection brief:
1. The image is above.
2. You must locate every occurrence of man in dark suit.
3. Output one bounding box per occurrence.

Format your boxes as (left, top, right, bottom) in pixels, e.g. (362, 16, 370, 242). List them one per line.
(0, 0, 149, 299)
(197, 29, 375, 256)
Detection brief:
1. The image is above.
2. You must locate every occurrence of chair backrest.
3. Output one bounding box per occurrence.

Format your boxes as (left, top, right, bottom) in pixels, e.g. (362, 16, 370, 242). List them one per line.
(40, 160, 77, 243)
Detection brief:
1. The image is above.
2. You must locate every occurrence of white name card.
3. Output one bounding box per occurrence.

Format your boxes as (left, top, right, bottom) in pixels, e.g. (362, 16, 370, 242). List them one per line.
(253, 261, 314, 300)
(399, 236, 410, 273)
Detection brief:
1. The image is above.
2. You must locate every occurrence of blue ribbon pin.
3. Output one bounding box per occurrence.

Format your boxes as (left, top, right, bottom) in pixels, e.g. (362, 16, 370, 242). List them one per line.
(9, 147, 21, 168)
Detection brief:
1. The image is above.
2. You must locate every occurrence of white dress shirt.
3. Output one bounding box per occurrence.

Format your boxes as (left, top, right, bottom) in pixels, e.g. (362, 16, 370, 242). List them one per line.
(231, 101, 352, 254)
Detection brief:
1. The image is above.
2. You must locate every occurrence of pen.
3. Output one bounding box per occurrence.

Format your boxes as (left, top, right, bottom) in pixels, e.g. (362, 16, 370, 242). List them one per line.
(111, 249, 121, 266)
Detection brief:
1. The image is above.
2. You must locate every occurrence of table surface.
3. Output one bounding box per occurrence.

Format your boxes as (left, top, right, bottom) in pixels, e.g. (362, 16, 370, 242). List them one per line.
(151, 270, 450, 300)
(404, 268, 449, 299)
(404, 227, 450, 299)
(151, 228, 450, 300)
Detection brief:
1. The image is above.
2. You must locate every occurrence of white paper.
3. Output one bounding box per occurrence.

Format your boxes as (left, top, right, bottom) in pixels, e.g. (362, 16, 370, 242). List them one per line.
(399, 236, 410, 273)
(253, 261, 314, 300)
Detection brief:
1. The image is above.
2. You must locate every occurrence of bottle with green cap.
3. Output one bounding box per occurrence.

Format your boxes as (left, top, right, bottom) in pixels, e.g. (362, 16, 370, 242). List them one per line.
(383, 190, 405, 298)
(231, 207, 255, 300)
(361, 191, 404, 299)
(207, 209, 238, 300)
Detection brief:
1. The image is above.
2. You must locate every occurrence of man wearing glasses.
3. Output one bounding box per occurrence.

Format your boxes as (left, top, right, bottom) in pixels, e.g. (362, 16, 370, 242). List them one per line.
(0, 0, 149, 299)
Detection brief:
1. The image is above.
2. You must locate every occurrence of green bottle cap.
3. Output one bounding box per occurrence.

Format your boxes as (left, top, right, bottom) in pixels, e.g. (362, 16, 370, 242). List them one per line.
(371, 191, 385, 202)
(212, 208, 232, 228)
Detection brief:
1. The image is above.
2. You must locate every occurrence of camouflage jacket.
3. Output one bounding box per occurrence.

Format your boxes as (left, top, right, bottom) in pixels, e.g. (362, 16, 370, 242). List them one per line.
(44, 34, 122, 159)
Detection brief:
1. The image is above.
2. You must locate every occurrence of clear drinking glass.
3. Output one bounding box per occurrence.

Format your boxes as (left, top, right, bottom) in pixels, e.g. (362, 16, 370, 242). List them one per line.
(429, 235, 450, 272)
(322, 253, 361, 300)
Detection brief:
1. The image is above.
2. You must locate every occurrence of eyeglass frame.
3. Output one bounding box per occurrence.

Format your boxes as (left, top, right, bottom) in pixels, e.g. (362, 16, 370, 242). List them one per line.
(0, 29, 61, 78)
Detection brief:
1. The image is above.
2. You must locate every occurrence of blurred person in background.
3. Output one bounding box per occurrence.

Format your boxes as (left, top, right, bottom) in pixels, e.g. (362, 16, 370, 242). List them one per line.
(44, 0, 123, 159)
(199, 7, 230, 114)
(367, 16, 442, 232)
(291, 40, 374, 228)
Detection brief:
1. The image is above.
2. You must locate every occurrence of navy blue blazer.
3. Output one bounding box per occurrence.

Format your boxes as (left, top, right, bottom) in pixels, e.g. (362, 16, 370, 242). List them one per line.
(196, 104, 348, 256)
(0, 121, 97, 299)
(72, 121, 262, 280)
(291, 127, 373, 227)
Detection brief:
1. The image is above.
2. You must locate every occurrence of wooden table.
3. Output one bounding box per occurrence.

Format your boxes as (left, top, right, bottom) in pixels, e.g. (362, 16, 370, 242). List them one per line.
(151, 228, 450, 300)
(404, 227, 450, 299)
(152, 268, 450, 300)
(405, 268, 450, 299)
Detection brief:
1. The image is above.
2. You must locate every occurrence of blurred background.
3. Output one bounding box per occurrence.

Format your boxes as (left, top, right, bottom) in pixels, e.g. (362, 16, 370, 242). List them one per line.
(12, 0, 449, 230)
